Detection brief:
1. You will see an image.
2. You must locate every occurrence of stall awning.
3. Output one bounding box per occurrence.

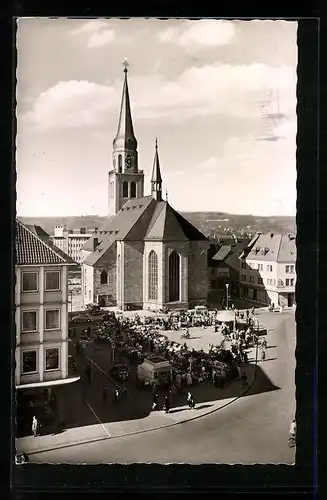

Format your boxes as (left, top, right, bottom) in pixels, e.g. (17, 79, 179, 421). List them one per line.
(216, 310, 235, 322)
(16, 376, 80, 390)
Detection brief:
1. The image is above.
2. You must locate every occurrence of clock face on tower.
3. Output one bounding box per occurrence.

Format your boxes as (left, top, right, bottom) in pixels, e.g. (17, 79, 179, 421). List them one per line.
(125, 155, 132, 168)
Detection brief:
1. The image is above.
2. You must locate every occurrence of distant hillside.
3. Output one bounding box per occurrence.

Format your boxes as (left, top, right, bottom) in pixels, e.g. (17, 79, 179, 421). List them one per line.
(18, 212, 296, 238)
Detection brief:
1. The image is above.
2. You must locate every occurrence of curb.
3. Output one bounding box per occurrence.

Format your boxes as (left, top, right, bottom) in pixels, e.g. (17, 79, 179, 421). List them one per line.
(20, 351, 258, 456)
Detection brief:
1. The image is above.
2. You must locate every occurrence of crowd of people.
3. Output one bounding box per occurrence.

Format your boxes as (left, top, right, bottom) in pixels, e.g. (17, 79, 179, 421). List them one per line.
(70, 307, 258, 412)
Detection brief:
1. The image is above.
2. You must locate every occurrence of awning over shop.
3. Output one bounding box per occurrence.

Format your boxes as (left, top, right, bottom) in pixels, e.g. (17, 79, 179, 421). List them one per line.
(216, 310, 236, 323)
(16, 376, 80, 390)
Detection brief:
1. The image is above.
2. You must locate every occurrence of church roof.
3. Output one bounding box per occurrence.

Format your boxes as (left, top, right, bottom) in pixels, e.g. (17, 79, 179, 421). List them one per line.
(144, 201, 208, 242)
(83, 198, 208, 266)
(16, 220, 75, 266)
(83, 196, 155, 265)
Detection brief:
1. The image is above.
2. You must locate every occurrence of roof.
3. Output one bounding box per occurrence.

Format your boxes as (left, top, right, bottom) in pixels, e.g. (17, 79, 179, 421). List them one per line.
(83, 198, 208, 266)
(16, 221, 75, 266)
(212, 245, 232, 261)
(83, 196, 156, 265)
(144, 201, 208, 242)
(246, 233, 296, 263)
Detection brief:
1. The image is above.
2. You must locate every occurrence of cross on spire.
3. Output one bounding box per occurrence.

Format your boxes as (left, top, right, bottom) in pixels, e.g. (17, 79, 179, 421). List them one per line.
(123, 58, 129, 72)
(155, 137, 158, 149)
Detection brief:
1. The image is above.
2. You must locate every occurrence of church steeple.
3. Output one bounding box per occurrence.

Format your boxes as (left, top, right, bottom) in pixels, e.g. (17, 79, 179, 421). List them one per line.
(113, 59, 138, 154)
(108, 60, 144, 217)
(151, 138, 163, 201)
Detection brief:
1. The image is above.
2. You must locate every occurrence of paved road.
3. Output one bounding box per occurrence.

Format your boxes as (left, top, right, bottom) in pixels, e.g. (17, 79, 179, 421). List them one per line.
(30, 310, 295, 464)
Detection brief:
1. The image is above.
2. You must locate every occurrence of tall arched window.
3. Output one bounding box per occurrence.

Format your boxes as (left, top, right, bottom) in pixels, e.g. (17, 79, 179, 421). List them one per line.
(100, 270, 108, 285)
(148, 250, 158, 301)
(118, 154, 122, 173)
(130, 181, 136, 198)
(123, 181, 128, 198)
(169, 250, 180, 302)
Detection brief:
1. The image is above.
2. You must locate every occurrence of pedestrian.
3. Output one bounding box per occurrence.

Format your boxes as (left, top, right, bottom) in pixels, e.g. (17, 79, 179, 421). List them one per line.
(241, 371, 248, 387)
(85, 365, 91, 384)
(251, 306, 255, 315)
(164, 395, 170, 414)
(261, 348, 266, 361)
(32, 416, 38, 437)
(102, 386, 107, 405)
(113, 388, 120, 403)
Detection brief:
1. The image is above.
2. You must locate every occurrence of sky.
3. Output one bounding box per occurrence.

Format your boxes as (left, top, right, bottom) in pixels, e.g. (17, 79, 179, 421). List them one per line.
(16, 18, 297, 217)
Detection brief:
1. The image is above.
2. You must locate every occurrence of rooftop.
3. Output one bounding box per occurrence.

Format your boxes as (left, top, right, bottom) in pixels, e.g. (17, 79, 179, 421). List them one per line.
(16, 221, 75, 266)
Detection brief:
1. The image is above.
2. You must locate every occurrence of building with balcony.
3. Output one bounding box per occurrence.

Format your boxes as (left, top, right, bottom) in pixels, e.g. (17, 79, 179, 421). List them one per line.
(15, 220, 79, 435)
(51, 225, 94, 264)
(239, 232, 296, 307)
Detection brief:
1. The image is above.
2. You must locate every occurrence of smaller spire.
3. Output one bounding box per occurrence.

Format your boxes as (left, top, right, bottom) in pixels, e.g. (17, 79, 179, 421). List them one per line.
(165, 188, 168, 202)
(123, 58, 129, 73)
(151, 138, 163, 201)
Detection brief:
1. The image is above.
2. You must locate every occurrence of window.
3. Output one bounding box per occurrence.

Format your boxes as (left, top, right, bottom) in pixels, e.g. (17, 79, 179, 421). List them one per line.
(45, 309, 60, 330)
(290, 278, 294, 286)
(249, 276, 254, 283)
(258, 264, 263, 271)
(22, 272, 38, 292)
(241, 261, 246, 269)
(100, 270, 108, 285)
(258, 277, 263, 284)
(168, 251, 180, 302)
(22, 350, 37, 374)
(45, 347, 60, 371)
(267, 265, 273, 272)
(84, 286, 87, 295)
(118, 154, 122, 173)
(22, 310, 38, 333)
(286, 265, 295, 274)
(123, 181, 128, 197)
(286, 278, 292, 286)
(241, 274, 246, 282)
(130, 181, 136, 198)
(45, 271, 60, 291)
(148, 250, 158, 301)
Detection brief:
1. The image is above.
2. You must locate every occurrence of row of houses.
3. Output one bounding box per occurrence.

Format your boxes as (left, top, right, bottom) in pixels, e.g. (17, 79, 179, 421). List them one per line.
(208, 232, 296, 308)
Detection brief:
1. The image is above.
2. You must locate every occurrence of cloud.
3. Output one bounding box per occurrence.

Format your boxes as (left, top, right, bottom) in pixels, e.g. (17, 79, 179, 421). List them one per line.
(159, 20, 236, 50)
(69, 19, 115, 48)
(87, 29, 115, 48)
(70, 20, 109, 36)
(20, 62, 296, 130)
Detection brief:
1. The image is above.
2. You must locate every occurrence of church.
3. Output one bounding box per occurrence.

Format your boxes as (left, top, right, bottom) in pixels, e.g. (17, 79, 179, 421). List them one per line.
(81, 62, 209, 311)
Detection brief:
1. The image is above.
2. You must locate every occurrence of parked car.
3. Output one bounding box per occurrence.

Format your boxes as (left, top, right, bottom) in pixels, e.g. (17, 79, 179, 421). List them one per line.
(71, 313, 92, 324)
(110, 364, 129, 382)
(86, 303, 101, 315)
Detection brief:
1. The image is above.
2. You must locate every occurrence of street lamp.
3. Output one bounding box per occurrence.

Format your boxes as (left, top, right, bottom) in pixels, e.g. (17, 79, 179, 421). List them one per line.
(225, 283, 229, 310)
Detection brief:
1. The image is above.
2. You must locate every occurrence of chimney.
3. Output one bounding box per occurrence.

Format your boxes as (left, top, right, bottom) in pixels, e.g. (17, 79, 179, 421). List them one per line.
(93, 238, 99, 251)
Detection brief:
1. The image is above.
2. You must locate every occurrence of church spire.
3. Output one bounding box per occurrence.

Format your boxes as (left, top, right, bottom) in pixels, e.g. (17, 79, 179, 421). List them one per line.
(113, 59, 138, 152)
(151, 137, 163, 201)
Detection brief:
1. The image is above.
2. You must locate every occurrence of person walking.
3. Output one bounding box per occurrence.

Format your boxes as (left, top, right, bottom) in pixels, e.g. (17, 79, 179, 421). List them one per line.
(113, 388, 120, 403)
(102, 386, 107, 405)
(32, 416, 38, 437)
(261, 348, 266, 361)
(164, 395, 170, 414)
(241, 371, 248, 388)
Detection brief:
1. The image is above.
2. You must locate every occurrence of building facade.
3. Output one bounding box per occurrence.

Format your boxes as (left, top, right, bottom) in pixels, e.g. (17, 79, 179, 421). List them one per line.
(51, 225, 93, 264)
(15, 221, 79, 430)
(239, 232, 296, 307)
(81, 64, 209, 311)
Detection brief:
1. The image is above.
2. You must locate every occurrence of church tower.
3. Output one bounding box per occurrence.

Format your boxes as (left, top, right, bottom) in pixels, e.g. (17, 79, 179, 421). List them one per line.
(108, 60, 144, 216)
(151, 138, 163, 201)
